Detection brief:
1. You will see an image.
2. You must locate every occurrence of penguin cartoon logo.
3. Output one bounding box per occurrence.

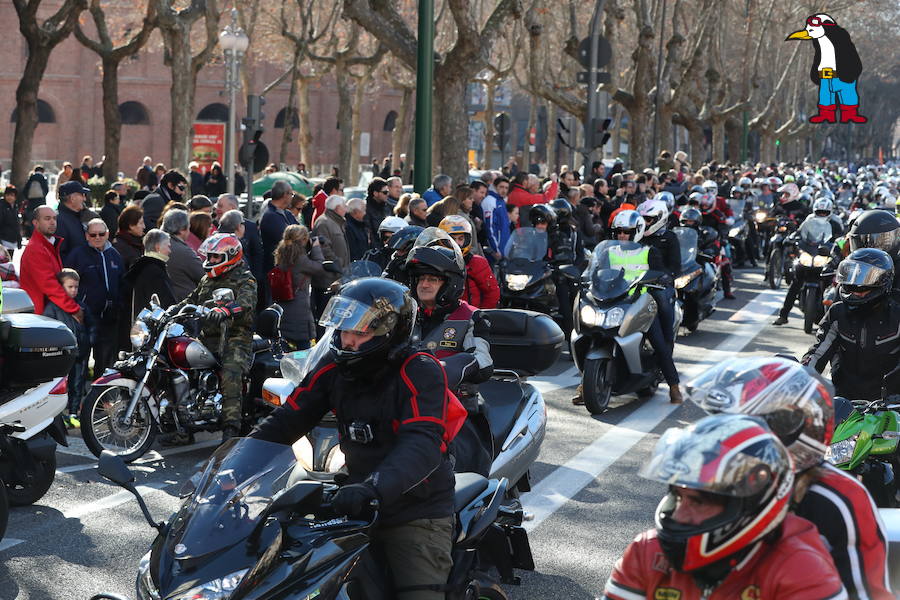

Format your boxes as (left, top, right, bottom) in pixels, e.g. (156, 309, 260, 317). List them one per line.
(786, 14, 866, 125)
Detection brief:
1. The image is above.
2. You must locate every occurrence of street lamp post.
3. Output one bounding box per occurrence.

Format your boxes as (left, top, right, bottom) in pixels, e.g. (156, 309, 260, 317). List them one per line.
(219, 9, 249, 196)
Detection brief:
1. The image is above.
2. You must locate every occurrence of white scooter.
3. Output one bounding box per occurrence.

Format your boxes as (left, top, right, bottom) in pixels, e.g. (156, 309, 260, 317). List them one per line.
(262, 309, 563, 500)
(0, 287, 77, 541)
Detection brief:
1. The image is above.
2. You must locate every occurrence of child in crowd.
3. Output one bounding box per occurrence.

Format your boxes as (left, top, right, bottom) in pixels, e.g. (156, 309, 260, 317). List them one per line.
(43, 268, 92, 428)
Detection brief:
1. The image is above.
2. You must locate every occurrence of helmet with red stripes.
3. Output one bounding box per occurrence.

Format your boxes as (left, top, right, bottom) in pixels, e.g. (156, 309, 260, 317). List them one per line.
(687, 357, 835, 471)
(641, 414, 794, 583)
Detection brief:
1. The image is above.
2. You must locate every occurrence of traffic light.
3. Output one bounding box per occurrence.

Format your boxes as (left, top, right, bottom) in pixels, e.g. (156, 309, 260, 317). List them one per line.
(588, 117, 612, 149)
(240, 95, 269, 174)
(493, 113, 511, 152)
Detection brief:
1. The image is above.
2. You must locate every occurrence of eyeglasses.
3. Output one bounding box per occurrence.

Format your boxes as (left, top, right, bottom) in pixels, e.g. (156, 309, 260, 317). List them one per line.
(88, 232, 108, 237)
(378, 189, 388, 194)
(418, 274, 444, 284)
(176, 183, 187, 190)
(806, 16, 832, 27)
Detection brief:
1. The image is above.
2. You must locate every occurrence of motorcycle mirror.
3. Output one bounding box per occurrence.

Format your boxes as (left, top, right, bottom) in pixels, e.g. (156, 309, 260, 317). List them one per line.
(213, 288, 235, 305)
(150, 293, 160, 308)
(558, 265, 581, 280)
(98, 450, 135, 486)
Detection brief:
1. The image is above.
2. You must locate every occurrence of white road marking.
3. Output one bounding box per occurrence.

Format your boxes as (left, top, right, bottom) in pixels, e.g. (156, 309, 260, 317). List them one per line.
(522, 287, 783, 531)
(62, 482, 171, 520)
(57, 438, 222, 474)
(0, 538, 24, 552)
(531, 365, 579, 393)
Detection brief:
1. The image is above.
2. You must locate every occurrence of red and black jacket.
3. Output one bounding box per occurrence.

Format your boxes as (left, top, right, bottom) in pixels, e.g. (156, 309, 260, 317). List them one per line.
(251, 348, 455, 525)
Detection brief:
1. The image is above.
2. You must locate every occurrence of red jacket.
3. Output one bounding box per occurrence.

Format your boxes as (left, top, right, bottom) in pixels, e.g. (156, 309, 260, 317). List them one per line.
(507, 181, 559, 209)
(604, 514, 846, 600)
(311, 190, 328, 227)
(20, 233, 79, 315)
(462, 253, 500, 309)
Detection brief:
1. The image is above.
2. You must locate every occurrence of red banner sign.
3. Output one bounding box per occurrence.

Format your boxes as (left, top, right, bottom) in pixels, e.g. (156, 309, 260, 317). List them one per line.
(191, 122, 226, 174)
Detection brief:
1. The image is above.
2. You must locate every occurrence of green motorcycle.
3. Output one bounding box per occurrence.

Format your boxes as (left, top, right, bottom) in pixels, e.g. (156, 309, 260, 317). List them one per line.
(826, 396, 900, 507)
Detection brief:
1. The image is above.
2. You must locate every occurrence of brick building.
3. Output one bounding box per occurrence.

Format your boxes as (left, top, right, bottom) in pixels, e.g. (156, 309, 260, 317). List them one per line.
(0, 3, 403, 180)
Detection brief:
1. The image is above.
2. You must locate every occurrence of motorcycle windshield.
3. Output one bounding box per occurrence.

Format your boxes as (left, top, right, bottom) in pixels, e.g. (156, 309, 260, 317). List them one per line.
(799, 218, 833, 244)
(340, 260, 383, 284)
(590, 268, 631, 301)
(504, 228, 548, 262)
(168, 438, 297, 558)
(727, 198, 746, 215)
(673, 227, 700, 271)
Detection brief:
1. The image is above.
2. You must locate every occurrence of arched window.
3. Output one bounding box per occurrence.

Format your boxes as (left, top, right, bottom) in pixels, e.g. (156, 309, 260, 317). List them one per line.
(10, 99, 56, 123)
(196, 103, 229, 122)
(383, 110, 398, 132)
(118, 101, 150, 125)
(274, 107, 299, 129)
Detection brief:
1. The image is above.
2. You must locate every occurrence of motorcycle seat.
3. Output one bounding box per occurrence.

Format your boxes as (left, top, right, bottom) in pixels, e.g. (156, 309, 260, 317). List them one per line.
(251, 335, 271, 354)
(454, 472, 490, 511)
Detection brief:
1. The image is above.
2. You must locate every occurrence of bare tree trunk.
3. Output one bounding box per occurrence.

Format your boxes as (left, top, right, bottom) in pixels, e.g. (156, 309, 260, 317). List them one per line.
(759, 129, 775, 164)
(611, 104, 622, 160)
(279, 49, 302, 166)
(627, 102, 651, 169)
(167, 36, 199, 171)
(523, 94, 537, 173)
(11, 46, 52, 189)
(483, 82, 496, 169)
(688, 123, 705, 167)
(545, 102, 556, 174)
(391, 86, 413, 175)
(297, 78, 313, 169)
(404, 110, 416, 184)
(100, 57, 122, 182)
(710, 118, 725, 163)
(657, 105, 674, 158)
(725, 118, 741, 162)
(335, 64, 353, 182)
(435, 74, 470, 186)
(349, 71, 370, 184)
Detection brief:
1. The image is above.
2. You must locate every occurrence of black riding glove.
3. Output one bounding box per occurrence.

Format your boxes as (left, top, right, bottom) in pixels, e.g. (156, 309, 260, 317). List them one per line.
(322, 261, 342, 274)
(331, 482, 379, 517)
(205, 306, 232, 325)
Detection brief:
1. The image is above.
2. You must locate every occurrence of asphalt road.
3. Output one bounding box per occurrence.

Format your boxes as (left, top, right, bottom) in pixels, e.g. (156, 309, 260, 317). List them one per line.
(0, 268, 817, 600)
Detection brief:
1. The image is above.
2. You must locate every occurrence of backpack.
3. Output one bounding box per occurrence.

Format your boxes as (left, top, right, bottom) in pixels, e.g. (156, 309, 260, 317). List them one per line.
(268, 266, 294, 302)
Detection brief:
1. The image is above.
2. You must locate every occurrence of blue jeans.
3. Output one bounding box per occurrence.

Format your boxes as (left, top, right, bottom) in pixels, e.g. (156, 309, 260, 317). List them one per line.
(68, 357, 88, 415)
(818, 78, 859, 106)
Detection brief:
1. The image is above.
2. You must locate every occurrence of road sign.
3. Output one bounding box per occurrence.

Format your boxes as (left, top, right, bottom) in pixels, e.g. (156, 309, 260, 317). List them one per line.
(577, 36, 612, 69)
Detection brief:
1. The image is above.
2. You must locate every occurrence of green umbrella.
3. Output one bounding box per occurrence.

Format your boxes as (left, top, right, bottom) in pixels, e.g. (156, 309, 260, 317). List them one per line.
(251, 171, 313, 197)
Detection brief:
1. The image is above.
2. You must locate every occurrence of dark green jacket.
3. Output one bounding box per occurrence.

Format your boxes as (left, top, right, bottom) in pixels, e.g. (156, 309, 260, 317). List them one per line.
(176, 262, 258, 348)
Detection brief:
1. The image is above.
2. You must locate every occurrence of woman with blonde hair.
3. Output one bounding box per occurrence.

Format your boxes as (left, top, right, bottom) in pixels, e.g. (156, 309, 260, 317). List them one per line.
(393, 192, 418, 219)
(425, 194, 462, 227)
(272, 224, 331, 349)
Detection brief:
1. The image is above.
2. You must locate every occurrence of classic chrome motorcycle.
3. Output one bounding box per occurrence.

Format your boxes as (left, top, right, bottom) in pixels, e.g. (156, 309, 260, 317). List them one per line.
(80, 291, 285, 462)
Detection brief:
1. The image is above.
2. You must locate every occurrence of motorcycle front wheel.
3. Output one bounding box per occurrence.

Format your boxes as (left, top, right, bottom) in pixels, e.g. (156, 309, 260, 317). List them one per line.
(803, 290, 819, 334)
(767, 249, 783, 289)
(5, 450, 56, 506)
(81, 385, 158, 462)
(583, 358, 613, 415)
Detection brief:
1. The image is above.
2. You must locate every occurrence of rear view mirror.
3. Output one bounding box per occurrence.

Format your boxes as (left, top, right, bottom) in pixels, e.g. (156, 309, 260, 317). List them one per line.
(98, 451, 135, 486)
(150, 293, 160, 308)
(213, 288, 235, 305)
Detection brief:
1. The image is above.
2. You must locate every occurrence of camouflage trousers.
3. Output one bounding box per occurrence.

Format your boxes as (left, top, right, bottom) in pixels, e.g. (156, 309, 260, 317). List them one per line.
(216, 339, 251, 427)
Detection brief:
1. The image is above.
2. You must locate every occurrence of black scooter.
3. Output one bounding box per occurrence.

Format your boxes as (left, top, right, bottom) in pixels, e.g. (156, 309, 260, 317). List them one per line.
(91, 440, 534, 600)
(499, 228, 557, 315)
(793, 240, 834, 334)
(672, 227, 719, 333)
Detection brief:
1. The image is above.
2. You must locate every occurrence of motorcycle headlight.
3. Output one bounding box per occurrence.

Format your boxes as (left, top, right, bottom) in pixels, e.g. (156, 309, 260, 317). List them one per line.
(825, 438, 856, 466)
(755, 210, 767, 223)
(136, 552, 159, 600)
(176, 569, 248, 600)
(280, 355, 305, 385)
(579, 304, 603, 327)
(813, 254, 830, 268)
(798, 251, 813, 267)
(505, 273, 532, 291)
(729, 227, 741, 238)
(130, 321, 151, 349)
(604, 307, 625, 328)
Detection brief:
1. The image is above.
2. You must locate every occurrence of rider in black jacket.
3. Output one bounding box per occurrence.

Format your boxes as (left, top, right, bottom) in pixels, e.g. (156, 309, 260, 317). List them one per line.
(847, 209, 900, 292)
(251, 278, 457, 599)
(803, 248, 900, 400)
(639, 199, 680, 348)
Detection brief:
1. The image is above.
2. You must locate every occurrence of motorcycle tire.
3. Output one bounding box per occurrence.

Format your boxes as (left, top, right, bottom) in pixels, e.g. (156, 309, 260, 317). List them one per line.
(477, 583, 508, 600)
(5, 451, 56, 506)
(803, 291, 818, 335)
(81, 385, 158, 463)
(767, 250, 783, 290)
(583, 358, 613, 415)
(0, 477, 8, 541)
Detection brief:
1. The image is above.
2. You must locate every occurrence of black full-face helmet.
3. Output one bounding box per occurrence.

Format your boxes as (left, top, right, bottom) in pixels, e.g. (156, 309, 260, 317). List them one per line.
(836, 248, 895, 307)
(529, 204, 557, 231)
(405, 244, 466, 307)
(550, 198, 574, 227)
(848, 210, 900, 257)
(319, 278, 416, 378)
(387, 226, 425, 256)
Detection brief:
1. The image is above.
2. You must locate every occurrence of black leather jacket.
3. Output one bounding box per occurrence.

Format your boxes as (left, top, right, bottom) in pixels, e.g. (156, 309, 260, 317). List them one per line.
(641, 229, 681, 279)
(803, 296, 900, 400)
(251, 348, 455, 525)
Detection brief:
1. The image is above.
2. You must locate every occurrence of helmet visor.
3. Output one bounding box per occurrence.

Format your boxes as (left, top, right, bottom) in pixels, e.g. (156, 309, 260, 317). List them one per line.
(836, 259, 892, 288)
(318, 295, 401, 336)
(849, 229, 900, 253)
(639, 421, 783, 498)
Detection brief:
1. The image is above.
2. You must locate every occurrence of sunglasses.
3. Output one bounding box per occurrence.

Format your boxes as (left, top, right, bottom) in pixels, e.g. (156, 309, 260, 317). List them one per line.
(806, 16, 833, 27)
(176, 183, 187, 190)
(88, 232, 107, 237)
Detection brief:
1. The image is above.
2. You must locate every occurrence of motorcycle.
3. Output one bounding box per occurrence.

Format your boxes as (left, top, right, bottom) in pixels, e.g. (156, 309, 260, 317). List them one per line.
(791, 220, 835, 334)
(673, 226, 719, 333)
(766, 216, 799, 290)
(499, 228, 557, 315)
(570, 240, 679, 414)
(0, 309, 77, 540)
(827, 395, 900, 508)
(753, 202, 777, 258)
(92, 438, 534, 600)
(263, 308, 562, 503)
(80, 290, 286, 462)
(726, 197, 754, 267)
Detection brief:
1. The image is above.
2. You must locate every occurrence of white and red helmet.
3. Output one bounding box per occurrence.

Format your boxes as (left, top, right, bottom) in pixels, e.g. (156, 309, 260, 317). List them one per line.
(199, 233, 244, 278)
